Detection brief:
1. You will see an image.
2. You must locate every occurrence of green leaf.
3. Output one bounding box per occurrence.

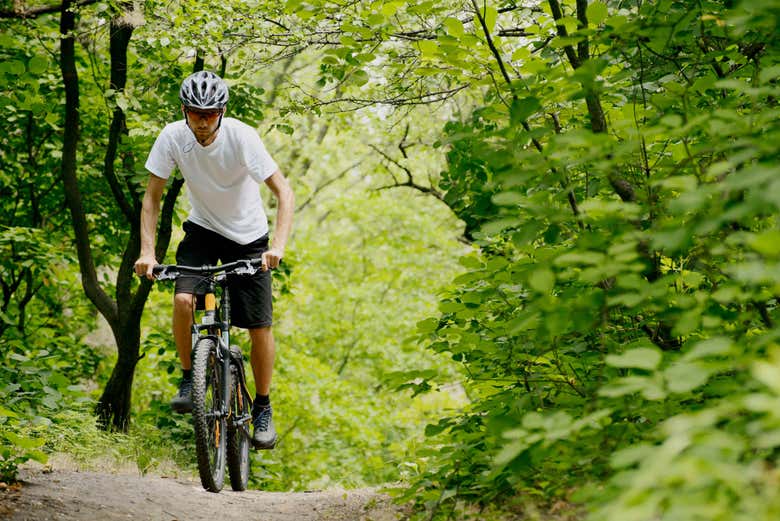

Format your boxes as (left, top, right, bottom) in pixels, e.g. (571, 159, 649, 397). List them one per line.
(380, 1, 402, 16)
(510, 96, 541, 123)
(479, 6, 498, 32)
(753, 359, 780, 394)
(599, 375, 665, 400)
(443, 17, 464, 36)
(759, 64, 780, 85)
(605, 348, 662, 370)
(26, 449, 48, 464)
(494, 439, 531, 466)
(28, 56, 49, 74)
(586, 2, 608, 25)
(417, 40, 438, 59)
(749, 230, 780, 258)
(492, 191, 523, 206)
(417, 318, 439, 334)
(665, 362, 711, 393)
(610, 443, 654, 469)
(351, 69, 369, 87)
(554, 251, 605, 266)
(367, 13, 386, 26)
(0, 406, 17, 418)
(528, 268, 555, 294)
(681, 337, 734, 362)
(7, 60, 24, 75)
(3, 432, 45, 450)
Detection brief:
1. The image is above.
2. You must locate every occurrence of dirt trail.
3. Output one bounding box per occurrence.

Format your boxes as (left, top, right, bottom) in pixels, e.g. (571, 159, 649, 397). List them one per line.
(0, 469, 406, 521)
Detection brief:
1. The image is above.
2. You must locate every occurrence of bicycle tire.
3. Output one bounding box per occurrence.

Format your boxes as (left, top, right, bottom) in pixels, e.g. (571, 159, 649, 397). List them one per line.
(227, 346, 251, 491)
(192, 338, 227, 492)
(226, 349, 251, 491)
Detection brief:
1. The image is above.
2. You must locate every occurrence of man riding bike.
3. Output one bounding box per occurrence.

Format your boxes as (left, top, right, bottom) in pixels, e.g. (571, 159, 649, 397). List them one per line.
(134, 71, 294, 450)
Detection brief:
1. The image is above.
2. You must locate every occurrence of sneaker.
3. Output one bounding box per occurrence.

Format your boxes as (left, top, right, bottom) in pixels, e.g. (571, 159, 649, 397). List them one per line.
(252, 406, 277, 450)
(170, 378, 193, 413)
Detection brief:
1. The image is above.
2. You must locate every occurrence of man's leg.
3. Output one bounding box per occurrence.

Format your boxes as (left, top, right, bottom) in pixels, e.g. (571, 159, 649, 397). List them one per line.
(249, 326, 277, 449)
(170, 293, 195, 412)
(249, 326, 275, 394)
(169, 220, 219, 412)
(173, 293, 195, 369)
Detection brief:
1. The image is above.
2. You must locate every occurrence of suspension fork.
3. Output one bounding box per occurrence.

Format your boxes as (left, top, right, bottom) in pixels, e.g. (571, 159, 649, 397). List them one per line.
(219, 280, 232, 416)
(195, 278, 232, 417)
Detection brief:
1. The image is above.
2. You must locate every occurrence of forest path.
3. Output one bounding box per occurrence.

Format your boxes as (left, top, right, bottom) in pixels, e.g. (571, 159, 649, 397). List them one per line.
(0, 469, 405, 521)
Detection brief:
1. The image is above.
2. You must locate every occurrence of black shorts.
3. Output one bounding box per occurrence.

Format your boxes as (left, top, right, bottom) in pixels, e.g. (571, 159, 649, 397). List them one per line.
(174, 220, 272, 329)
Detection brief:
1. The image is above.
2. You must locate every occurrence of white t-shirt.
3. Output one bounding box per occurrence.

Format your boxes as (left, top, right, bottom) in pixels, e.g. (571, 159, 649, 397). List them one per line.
(145, 118, 279, 245)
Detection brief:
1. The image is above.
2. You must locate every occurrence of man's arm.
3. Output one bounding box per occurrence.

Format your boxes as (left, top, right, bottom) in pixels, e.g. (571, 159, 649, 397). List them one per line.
(134, 174, 168, 279)
(263, 170, 294, 271)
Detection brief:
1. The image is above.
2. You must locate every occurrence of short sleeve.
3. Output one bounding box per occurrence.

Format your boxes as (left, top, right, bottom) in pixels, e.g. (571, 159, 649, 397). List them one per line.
(145, 127, 176, 179)
(241, 128, 279, 183)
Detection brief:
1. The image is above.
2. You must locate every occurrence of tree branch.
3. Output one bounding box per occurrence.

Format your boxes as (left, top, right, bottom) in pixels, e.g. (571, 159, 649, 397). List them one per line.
(297, 161, 361, 212)
(470, 0, 514, 92)
(0, 0, 99, 19)
(103, 18, 135, 222)
(370, 144, 445, 201)
(59, 0, 117, 327)
(548, 0, 581, 69)
(576, 0, 590, 62)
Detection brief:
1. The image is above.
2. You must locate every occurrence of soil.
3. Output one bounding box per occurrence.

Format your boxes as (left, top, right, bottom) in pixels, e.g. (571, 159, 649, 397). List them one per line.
(0, 469, 408, 521)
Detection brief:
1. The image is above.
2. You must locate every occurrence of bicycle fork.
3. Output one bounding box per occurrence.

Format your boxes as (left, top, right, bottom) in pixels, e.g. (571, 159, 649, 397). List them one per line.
(192, 280, 233, 432)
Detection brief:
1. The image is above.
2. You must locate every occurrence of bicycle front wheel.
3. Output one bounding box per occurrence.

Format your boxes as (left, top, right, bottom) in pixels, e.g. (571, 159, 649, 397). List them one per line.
(192, 338, 227, 492)
(226, 347, 251, 491)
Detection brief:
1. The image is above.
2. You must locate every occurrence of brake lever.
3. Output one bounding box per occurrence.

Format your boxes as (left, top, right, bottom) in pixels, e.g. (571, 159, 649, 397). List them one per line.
(154, 266, 180, 281)
(233, 259, 258, 276)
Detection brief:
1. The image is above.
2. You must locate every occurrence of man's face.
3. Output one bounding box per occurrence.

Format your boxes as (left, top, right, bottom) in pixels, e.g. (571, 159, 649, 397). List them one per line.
(183, 106, 223, 142)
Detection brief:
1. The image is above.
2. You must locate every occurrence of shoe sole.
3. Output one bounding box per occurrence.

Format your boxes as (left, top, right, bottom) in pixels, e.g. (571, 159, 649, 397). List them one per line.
(171, 402, 193, 414)
(251, 436, 277, 450)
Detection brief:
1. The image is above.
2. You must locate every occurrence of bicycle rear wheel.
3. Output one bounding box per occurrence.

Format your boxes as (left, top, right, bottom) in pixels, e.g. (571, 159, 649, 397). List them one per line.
(227, 345, 251, 491)
(192, 338, 227, 492)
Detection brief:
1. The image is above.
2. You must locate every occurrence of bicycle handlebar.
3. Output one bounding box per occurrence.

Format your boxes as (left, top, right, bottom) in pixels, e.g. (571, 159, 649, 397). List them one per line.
(152, 258, 265, 281)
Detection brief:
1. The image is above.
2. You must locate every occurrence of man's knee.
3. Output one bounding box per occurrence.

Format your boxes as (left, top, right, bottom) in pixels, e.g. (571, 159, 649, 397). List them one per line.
(174, 293, 195, 313)
(249, 326, 272, 337)
(249, 326, 273, 344)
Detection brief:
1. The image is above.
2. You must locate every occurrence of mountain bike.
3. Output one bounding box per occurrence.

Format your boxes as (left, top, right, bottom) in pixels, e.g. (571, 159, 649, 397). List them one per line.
(153, 258, 262, 492)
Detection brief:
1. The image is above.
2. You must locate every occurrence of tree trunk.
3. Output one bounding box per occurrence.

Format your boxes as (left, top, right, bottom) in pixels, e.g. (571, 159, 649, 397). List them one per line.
(58, 4, 185, 430)
(96, 320, 142, 430)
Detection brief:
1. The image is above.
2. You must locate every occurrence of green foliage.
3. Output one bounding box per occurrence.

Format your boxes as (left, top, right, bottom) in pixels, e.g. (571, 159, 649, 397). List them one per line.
(249, 186, 466, 489)
(3, 1, 779, 519)
(391, 0, 780, 519)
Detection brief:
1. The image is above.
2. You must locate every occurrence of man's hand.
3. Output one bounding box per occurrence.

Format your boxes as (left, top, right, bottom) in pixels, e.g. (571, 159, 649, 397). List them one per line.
(261, 248, 284, 271)
(134, 254, 158, 280)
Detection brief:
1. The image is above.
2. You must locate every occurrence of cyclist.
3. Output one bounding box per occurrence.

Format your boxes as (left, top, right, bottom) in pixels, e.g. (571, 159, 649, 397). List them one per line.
(133, 71, 293, 450)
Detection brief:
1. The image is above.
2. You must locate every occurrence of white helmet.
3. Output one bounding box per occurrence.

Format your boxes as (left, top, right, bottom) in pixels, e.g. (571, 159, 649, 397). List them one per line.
(179, 71, 229, 109)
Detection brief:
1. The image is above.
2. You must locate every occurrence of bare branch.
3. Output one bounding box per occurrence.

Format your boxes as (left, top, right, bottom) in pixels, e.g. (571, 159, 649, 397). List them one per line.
(0, 0, 99, 19)
(369, 144, 445, 201)
(306, 84, 471, 112)
(297, 160, 363, 212)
